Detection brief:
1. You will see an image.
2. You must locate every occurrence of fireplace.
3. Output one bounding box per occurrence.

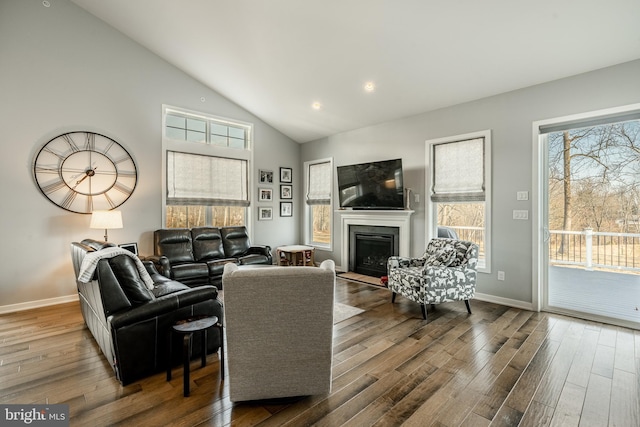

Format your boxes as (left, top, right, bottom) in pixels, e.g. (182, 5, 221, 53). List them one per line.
(349, 225, 399, 277)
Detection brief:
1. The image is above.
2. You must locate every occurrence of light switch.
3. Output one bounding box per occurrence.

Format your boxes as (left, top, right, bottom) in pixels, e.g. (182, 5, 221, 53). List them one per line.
(513, 210, 529, 220)
(517, 191, 529, 201)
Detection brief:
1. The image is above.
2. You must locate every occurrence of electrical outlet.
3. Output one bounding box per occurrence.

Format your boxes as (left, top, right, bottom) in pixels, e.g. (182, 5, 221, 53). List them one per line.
(497, 271, 505, 281)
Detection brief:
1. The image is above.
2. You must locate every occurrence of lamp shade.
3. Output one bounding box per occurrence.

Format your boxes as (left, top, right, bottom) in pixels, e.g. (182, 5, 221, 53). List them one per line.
(90, 210, 123, 230)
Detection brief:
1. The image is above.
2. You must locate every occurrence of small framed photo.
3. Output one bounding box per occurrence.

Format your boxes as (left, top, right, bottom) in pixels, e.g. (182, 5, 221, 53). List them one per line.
(258, 206, 273, 220)
(259, 169, 274, 184)
(280, 167, 292, 183)
(259, 187, 273, 201)
(280, 184, 292, 199)
(118, 242, 138, 255)
(280, 202, 293, 217)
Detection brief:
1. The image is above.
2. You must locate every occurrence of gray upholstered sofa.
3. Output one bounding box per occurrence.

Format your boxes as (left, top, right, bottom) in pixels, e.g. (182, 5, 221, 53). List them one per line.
(222, 261, 336, 401)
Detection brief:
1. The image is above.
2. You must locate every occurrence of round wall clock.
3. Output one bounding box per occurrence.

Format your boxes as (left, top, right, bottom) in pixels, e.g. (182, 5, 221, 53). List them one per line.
(33, 131, 138, 214)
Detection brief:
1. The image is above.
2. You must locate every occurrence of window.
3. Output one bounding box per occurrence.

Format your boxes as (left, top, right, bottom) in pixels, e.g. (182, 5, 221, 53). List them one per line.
(426, 130, 491, 272)
(162, 106, 252, 228)
(305, 158, 333, 248)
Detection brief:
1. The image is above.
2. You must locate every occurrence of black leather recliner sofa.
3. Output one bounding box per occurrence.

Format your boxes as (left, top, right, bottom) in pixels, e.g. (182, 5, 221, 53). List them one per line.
(71, 239, 223, 385)
(149, 226, 272, 287)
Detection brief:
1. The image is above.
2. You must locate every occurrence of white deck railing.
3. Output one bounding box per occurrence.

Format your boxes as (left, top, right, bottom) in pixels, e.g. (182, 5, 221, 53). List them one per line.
(549, 229, 640, 272)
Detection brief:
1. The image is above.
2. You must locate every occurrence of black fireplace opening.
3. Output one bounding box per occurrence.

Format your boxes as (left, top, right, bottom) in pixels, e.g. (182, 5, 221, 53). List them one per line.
(349, 225, 399, 278)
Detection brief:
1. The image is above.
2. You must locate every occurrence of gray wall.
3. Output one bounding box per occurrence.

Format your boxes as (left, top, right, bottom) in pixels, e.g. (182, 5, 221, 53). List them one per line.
(0, 0, 299, 310)
(302, 59, 640, 306)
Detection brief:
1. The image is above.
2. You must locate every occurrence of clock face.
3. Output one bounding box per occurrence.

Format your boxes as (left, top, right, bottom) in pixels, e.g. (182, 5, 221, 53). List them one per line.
(33, 131, 137, 214)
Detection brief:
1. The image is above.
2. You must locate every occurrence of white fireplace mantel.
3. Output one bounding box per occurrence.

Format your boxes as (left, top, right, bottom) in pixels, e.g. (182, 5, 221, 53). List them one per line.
(337, 209, 414, 272)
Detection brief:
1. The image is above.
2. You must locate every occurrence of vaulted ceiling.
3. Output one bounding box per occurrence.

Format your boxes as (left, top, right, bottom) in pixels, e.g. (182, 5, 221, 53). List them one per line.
(71, 0, 640, 143)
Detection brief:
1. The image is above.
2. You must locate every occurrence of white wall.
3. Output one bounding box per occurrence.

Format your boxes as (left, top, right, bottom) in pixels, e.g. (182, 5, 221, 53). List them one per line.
(302, 59, 640, 306)
(0, 0, 299, 311)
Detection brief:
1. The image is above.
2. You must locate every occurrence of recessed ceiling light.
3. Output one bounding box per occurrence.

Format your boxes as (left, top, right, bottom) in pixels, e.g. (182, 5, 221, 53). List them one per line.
(364, 81, 375, 92)
(42, 1, 51, 7)
(311, 102, 322, 110)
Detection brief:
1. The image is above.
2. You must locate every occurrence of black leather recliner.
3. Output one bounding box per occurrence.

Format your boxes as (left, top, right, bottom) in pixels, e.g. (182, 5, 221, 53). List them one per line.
(71, 239, 223, 385)
(149, 226, 272, 287)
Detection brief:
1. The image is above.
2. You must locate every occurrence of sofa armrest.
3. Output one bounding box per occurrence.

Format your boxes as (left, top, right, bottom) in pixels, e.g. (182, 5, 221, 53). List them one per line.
(246, 245, 272, 257)
(109, 286, 220, 329)
(145, 255, 171, 278)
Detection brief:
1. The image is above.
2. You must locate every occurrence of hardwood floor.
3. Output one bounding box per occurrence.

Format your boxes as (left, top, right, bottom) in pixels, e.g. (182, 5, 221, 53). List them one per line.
(1, 278, 639, 426)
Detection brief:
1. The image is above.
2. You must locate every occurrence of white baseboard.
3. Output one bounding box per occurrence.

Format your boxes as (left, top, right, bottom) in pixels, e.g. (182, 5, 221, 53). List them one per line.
(0, 294, 79, 315)
(474, 292, 535, 311)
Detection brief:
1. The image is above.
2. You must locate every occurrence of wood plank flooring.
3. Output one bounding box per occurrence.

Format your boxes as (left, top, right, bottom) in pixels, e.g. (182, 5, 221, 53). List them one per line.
(1, 278, 639, 426)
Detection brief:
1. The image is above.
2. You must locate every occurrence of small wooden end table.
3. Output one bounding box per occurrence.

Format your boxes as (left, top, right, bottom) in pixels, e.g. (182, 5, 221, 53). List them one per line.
(277, 245, 315, 266)
(167, 316, 224, 397)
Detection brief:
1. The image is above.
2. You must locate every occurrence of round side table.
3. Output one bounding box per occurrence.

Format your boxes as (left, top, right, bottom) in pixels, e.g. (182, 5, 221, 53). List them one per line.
(166, 316, 224, 397)
(276, 245, 315, 266)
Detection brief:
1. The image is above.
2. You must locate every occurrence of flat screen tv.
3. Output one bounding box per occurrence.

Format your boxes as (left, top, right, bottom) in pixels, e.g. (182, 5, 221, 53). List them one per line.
(337, 158, 404, 209)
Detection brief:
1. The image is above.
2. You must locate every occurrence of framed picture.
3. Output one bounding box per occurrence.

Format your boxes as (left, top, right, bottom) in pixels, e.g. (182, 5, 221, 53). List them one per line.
(259, 187, 273, 201)
(280, 184, 292, 199)
(280, 201, 293, 217)
(258, 206, 273, 220)
(118, 242, 138, 256)
(280, 167, 292, 183)
(259, 169, 274, 184)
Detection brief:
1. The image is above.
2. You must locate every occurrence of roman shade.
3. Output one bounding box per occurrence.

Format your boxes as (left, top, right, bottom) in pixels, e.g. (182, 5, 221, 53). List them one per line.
(431, 137, 485, 203)
(166, 151, 249, 207)
(307, 160, 332, 205)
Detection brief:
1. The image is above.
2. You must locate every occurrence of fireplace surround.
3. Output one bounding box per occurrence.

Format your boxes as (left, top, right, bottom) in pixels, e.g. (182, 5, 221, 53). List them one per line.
(338, 210, 414, 274)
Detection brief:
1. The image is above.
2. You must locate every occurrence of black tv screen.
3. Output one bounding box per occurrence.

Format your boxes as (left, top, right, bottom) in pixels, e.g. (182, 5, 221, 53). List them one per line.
(337, 158, 404, 209)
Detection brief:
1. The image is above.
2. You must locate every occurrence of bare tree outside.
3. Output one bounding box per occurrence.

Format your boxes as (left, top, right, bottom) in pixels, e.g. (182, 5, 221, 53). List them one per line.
(547, 120, 640, 269)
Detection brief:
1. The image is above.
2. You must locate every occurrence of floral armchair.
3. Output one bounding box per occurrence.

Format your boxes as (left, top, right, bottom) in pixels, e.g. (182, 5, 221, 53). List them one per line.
(387, 237, 478, 319)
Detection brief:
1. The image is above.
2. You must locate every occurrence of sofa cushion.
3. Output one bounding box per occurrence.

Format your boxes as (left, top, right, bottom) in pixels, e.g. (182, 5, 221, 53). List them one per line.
(191, 227, 226, 261)
(108, 255, 154, 306)
(170, 263, 210, 282)
(220, 226, 251, 258)
(204, 258, 238, 277)
(424, 244, 457, 267)
(238, 254, 271, 265)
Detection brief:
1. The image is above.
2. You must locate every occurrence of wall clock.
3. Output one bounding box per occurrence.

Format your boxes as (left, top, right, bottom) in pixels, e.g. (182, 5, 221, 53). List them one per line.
(33, 131, 138, 214)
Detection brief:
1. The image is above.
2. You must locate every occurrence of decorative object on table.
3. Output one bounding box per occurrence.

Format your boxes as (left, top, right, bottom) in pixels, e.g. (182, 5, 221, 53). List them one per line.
(259, 187, 273, 201)
(259, 169, 273, 184)
(33, 131, 137, 214)
(118, 242, 138, 255)
(279, 167, 292, 183)
(90, 210, 123, 242)
(280, 201, 292, 217)
(280, 184, 292, 199)
(258, 206, 273, 220)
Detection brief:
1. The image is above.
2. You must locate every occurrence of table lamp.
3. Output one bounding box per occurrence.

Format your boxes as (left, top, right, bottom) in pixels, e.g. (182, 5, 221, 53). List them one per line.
(90, 210, 123, 242)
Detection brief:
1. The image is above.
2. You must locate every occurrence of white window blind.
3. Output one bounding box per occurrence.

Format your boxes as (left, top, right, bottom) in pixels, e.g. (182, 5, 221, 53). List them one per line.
(432, 137, 485, 202)
(307, 161, 332, 205)
(166, 151, 249, 206)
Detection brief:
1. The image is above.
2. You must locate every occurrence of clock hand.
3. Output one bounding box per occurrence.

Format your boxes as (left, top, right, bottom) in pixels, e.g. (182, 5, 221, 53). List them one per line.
(70, 161, 98, 179)
(73, 166, 98, 189)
